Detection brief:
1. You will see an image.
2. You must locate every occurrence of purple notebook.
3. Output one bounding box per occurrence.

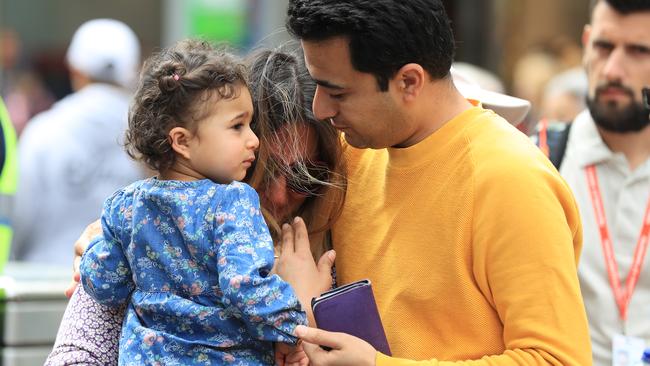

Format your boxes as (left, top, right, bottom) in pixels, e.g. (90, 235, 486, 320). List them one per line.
(311, 279, 391, 356)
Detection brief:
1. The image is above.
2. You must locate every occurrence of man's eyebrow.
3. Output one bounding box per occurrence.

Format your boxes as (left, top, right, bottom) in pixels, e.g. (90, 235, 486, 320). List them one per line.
(313, 78, 345, 90)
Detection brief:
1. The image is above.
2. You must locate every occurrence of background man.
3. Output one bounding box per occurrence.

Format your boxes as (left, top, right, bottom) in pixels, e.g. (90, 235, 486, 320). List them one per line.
(560, 1, 650, 365)
(11, 19, 145, 265)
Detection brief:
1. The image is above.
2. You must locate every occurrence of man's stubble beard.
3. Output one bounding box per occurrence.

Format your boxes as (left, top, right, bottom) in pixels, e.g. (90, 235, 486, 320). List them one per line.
(587, 82, 650, 133)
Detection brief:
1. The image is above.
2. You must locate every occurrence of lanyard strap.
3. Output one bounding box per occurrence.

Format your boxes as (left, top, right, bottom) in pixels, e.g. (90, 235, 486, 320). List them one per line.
(586, 165, 650, 321)
(538, 118, 549, 158)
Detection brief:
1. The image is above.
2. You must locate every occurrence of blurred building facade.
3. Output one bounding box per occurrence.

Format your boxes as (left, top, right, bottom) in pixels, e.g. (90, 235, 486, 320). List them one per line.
(0, 0, 589, 102)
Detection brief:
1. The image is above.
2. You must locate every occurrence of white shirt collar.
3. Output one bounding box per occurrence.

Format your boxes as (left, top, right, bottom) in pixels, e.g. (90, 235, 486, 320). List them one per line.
(567, 110, 618, 168)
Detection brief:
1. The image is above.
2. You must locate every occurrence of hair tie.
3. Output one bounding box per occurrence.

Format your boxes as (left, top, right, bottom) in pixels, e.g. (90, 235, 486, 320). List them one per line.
(173, 74, 180, 81)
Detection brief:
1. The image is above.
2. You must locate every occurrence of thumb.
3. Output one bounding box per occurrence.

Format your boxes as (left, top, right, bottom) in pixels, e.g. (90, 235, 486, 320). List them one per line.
(317, 250, 335, 274)
(295, 325, 343, 350)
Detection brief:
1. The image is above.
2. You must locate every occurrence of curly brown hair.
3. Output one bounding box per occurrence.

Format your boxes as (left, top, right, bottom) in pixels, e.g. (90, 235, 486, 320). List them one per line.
(125, 39, 248, 172)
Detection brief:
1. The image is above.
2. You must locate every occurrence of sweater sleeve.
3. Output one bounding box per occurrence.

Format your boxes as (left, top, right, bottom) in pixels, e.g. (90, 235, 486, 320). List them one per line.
(80, 190, 134, 306)
(216, 183, 307, 344)
(377, 150, 591, 366)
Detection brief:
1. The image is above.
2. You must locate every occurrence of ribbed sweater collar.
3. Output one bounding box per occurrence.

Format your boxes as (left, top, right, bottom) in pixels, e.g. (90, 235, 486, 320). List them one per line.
(386, 106, 483, 169)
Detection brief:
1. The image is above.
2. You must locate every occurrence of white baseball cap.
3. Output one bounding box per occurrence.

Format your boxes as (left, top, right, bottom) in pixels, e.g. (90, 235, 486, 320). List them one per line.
(66, 19, 141, 88)
(451, 66, 531, 126)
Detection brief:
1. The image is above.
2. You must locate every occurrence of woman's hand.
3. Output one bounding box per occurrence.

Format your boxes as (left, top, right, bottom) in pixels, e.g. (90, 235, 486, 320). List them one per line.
(275, 216, 335, 323)
(64, 219, 102, 298)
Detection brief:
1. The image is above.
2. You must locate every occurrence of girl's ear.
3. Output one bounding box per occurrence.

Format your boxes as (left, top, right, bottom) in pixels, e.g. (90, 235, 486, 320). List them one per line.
(168, 127, 193, 160)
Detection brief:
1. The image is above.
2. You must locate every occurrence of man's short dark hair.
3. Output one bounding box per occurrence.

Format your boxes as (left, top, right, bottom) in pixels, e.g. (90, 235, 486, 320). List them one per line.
(286, 0, 455, 91)
(590, 0, 650, 14)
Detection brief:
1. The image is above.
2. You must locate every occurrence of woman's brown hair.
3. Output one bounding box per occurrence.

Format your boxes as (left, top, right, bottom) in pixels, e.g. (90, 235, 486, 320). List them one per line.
(245, 47, 347, 259)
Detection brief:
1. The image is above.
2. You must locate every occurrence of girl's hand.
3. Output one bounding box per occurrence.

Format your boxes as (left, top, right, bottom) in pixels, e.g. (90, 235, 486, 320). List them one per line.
(64, 219, 102, 297)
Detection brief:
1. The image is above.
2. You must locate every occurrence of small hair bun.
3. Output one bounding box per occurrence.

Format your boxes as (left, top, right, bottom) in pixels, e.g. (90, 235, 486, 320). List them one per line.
(158, 68, 184, 93)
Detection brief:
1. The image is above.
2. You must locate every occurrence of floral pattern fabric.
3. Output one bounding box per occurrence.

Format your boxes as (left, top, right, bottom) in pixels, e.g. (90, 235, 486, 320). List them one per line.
(45, 285, 123, 365)
(80, 178, 306, 365)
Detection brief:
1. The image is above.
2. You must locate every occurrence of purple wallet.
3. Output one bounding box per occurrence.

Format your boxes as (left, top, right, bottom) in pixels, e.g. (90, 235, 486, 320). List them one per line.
(311, 279, 391, 355)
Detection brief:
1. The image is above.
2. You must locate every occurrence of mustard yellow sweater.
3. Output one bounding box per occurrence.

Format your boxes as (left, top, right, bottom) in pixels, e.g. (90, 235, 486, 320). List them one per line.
(332, 106, 591, 365)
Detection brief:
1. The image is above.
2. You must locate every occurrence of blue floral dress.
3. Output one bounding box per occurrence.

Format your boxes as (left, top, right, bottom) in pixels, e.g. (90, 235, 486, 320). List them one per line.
(80, 178, 307, 365)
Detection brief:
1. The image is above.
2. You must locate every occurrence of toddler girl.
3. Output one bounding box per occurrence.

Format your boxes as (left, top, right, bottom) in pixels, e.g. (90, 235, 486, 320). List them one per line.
(80, 39, 307, 365)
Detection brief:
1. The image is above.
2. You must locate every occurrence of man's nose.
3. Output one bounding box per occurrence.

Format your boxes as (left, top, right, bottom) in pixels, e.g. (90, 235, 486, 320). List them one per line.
(312, 86, 336, 121)
(602, 47, 626, 83)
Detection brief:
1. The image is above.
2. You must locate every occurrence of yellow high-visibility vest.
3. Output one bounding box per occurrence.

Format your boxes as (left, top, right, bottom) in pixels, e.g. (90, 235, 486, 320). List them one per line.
(0, 98, 18, 274)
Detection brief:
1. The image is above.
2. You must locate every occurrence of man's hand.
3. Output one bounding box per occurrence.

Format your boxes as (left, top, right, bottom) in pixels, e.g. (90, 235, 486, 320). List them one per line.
(275, 217, 335, 323)
(275, 341, 310, 366)
(64, 219, 102, 297)
(295, 325, 376, 366)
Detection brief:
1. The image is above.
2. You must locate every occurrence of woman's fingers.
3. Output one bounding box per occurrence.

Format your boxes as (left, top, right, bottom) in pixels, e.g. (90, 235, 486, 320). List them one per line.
(64, 280, 78, 298)
(281, 222, 296, 254)
(68, 219, 102, 295)
(74, 219, 101, 258)
(291, 217, 311, 256)
(317, 250, 336, 279)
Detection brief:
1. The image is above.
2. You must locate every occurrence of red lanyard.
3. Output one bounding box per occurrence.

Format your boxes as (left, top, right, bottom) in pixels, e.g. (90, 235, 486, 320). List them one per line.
(538, 118, 549, 158)
(586, 165, 650, 321)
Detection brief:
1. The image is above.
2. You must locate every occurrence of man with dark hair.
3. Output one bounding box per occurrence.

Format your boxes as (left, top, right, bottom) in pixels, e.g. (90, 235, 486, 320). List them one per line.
(279, 0, 592, 365)
(560, 1, 650, 365)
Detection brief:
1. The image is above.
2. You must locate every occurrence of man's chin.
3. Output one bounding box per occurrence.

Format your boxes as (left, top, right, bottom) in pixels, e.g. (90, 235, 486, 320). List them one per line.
(344, 132, 375, 149)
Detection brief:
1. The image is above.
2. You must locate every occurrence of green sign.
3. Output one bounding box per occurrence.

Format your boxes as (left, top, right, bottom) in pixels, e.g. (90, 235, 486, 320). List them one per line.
(188, 0, 248, 46)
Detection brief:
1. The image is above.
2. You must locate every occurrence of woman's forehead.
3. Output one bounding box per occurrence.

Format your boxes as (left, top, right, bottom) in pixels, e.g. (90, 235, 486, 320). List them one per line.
(270, 123, 319, 164)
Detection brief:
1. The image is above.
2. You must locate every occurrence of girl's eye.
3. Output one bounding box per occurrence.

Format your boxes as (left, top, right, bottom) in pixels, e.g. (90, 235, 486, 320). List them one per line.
(232, 123, 244, 130)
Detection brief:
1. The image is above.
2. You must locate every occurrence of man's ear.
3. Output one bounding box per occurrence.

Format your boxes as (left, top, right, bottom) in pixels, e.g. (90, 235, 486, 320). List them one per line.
(581, 24, 592, 68)
(582, 24, 591, 48)
(392, 63, 425, 102)
(168, 126, 193, 160)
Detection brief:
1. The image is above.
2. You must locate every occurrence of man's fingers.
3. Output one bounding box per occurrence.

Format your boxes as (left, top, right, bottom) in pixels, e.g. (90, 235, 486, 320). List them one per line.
(275, 352, 285, 366)
(300, 340, 326, 364)
(285, 349, 307, 364)
(281, 223, 295, 254)
(295, 325, 343, 349)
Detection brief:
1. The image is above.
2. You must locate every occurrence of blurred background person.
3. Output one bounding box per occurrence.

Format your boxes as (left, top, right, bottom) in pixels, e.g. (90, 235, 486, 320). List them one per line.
(530, 67, 588, 168)
(452, 62, 506, 93)
(10, 19, 146, 266)
(559, 1, 650, 365)
(541, 66, 588, 123)
(0, 27, 55, 136)
(0, 96, 17, 274)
